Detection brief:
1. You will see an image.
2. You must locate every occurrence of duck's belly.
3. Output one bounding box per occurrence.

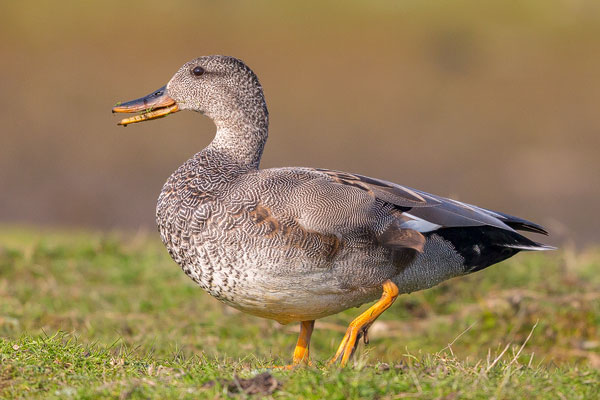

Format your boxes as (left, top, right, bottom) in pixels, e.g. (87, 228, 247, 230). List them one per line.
(163, 230, 385, 323)
(161, 219, 466, 324)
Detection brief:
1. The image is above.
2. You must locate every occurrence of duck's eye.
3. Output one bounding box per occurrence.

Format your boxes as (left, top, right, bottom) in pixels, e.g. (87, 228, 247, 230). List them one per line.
(192, 66, 205, 76)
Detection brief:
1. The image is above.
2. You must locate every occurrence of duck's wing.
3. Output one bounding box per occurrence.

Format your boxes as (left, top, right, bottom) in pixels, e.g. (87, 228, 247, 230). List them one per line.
(314, 168, 548, 236)
(314, 169, 441, 209)
(464, 206, 549, 235)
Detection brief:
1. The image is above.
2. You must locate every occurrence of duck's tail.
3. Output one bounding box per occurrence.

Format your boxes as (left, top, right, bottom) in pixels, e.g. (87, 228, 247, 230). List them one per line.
(431, 225, 556, 274)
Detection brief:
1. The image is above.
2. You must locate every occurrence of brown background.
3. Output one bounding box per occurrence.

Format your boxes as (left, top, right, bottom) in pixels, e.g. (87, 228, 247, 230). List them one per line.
(2, 1, 599, 247)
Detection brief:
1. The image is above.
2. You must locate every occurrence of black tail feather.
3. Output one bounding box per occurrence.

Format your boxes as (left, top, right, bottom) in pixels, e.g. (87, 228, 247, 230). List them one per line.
(432, 226, 551, 274)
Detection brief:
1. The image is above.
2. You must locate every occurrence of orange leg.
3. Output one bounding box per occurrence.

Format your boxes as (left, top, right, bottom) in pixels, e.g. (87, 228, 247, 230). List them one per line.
(329, 280, 399, 367)
(292, 320, 315, 365)
(273, 320, 315, 369)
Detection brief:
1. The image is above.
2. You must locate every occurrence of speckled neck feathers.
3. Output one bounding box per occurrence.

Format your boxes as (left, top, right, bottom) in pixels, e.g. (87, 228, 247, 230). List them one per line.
(166, 55, 269, 169)
(208, 99, 269, 170)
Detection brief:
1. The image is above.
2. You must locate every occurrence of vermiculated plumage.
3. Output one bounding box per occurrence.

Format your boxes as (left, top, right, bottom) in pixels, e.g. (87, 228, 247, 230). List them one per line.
(113, 55, 553, 364)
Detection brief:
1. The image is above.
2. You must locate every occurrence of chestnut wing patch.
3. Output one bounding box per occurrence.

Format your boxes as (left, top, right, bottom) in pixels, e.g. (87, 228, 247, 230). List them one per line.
(249, 204, 343, 262)
(377, 222, 425, 253)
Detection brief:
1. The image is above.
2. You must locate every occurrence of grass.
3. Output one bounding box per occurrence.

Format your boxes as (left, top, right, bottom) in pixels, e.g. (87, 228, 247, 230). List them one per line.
(0, 227, 599, 399)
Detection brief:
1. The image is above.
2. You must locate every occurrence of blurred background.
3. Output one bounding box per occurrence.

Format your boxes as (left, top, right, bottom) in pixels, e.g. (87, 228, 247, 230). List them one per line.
(1, 0, 599, 247)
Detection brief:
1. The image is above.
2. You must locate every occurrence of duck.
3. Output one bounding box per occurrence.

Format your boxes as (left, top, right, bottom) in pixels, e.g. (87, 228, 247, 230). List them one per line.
(112, 55, 554, 367)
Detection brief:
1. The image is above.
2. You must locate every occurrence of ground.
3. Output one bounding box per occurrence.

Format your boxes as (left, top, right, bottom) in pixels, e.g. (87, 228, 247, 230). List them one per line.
(0, 227, 598, 399)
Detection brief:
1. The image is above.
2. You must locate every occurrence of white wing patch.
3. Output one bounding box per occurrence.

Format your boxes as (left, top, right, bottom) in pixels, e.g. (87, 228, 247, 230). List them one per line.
(401, 212, 442, 233)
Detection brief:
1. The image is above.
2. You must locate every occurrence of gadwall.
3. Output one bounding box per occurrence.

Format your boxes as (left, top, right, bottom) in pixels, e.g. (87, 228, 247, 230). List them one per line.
(113, 56, 553, 367)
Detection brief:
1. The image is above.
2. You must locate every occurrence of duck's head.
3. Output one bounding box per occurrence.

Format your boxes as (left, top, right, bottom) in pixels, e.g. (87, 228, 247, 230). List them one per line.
(112, 55, 267, 127)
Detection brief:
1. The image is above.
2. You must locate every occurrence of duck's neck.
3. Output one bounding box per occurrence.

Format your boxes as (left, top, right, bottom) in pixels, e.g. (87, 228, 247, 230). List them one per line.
(206, 106, 269, 170)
